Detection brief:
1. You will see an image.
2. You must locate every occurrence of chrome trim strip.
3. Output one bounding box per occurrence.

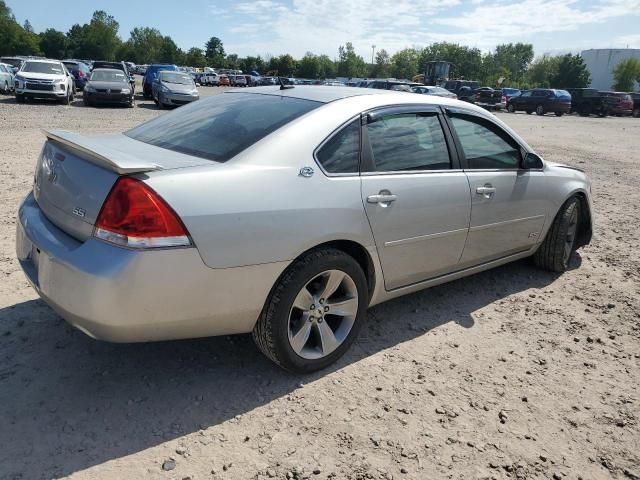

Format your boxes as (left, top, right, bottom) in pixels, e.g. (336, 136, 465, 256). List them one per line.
(384, 227, 468, 247)
(469, 214, 545, 232)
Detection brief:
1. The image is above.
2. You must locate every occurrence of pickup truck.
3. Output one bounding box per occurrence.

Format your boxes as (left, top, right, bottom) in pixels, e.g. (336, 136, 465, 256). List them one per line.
(566, 88, 612, 117)
(455, 85, 503, 110)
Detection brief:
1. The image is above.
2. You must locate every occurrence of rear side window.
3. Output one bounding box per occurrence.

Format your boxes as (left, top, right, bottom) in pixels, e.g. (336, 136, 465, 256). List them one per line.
(316, 119, 360, 174)
(450, 114, 521, 169)
(555, 90, 571, 99)
(126, 93, 320, 162)
(366, 113, 451, 172)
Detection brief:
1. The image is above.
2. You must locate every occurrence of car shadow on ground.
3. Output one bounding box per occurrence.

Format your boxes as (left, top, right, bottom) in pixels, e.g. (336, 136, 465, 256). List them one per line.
(0, 257, 565, 479)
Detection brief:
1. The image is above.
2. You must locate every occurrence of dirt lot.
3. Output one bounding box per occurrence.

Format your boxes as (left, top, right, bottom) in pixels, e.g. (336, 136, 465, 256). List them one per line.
(0, 87, 639, 480)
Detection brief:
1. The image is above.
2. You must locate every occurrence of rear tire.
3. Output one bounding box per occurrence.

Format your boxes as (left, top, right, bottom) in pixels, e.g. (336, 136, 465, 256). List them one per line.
(525, 110, 532, 115)
(555, 112, 563, 117)
(253, 248, 368, 373)
(633, 108, 640, 118)
(536, 104, 545, 116)
(534, 197, 580, 273)
(579, 104, 592, 117)
(507, 103, 515, 113)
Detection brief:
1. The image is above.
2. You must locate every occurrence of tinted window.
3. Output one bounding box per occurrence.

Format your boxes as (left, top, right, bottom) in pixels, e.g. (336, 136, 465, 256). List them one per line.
(520, 91, 532, 97)
(450, 114, 521, 169)
(316, 120, 360, 173)
(554, 90, 571, 99)
(367, 113, 451, 172)
(126, 93, 320, 162)
(22, 61, 64, 74)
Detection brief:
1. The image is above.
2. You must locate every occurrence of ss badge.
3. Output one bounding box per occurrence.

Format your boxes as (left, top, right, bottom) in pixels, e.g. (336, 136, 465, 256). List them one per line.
(72, 207, 86, 218)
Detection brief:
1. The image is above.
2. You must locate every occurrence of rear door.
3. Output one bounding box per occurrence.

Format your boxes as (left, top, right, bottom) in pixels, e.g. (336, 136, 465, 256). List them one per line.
(444, 108, 548, 267)
(360, 106, 471, 290)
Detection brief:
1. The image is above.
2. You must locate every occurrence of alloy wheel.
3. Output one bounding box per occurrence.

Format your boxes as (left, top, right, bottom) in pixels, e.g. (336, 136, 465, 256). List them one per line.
(288, 269, 358, 360)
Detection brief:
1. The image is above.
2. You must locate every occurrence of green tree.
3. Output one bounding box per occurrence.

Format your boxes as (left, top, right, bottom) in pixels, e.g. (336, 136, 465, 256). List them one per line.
(551, 54, 591, 88)
(85, 11, 120, 60)
(316, 54, 336, 78)
(371, 49, 391, 78)
(419, 42, 482, 81)
(39, 29, 68, 59)
(225, 53, 240, 69)
(269, 54, 296, 76)
(337, 42, 367, 78)
(23, 19, 33, 33)
(185, 47, 207, 68)
(489, 43, 534, 84)
(390, 48, 419, 80)
(240, 56, 265, 74)
(205, 36, 225, 67)
(125, 27, 164, 64)
(612, 58, 640, 91)
(526, 55, 560, 88)
(158, 36, 182, 64)
(297, 52, 322, 78)
(0, 1, 41, 56)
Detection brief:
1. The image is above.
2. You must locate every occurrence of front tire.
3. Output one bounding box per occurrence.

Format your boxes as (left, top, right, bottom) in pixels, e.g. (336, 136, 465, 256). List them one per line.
(633, 108, 640, 118)
(555, 112, 564, 117)
(534, 197, 580, 273)
(253, 248, 368, 373)
(536, 104, 545, 116)
(507, 103, 515, 113)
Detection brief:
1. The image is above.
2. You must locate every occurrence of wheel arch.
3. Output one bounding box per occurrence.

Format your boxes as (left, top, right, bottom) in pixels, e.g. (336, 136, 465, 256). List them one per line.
(269, 239, 378, 306)
(550, 189, 592, 249)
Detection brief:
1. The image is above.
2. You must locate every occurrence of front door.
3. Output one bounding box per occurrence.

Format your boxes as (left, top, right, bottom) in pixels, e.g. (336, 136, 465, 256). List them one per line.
(445, 110, 549, 267)
(360, 107, 471, 290)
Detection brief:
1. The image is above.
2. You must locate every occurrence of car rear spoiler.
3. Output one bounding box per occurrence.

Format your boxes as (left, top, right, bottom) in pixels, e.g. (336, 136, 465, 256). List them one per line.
(43, 129, 162, 175)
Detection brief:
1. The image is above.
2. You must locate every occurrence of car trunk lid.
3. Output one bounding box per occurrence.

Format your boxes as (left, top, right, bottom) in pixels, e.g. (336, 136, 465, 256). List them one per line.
(34, 130, 211, 241)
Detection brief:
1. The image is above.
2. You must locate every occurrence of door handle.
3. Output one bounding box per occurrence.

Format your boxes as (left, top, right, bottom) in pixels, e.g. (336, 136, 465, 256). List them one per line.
(367, 193, 397, 204)
(476, 186, 496, 195)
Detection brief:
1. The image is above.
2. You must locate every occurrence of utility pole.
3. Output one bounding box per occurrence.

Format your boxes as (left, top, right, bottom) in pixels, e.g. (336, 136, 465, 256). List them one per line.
(371, 45, 376, 66)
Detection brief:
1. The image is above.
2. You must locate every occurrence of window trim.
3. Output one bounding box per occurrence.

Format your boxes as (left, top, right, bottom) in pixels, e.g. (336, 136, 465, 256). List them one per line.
(360, 105, 461, 175)
(443, 107, 538, 171)
(312, 115, 362, 177)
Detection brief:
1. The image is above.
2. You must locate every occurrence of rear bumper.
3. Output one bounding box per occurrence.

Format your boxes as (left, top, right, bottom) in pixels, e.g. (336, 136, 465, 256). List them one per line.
(16, 192, 287, 342)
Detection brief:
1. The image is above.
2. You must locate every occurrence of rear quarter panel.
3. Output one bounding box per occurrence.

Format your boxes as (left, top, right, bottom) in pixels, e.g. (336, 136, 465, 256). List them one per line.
(143, 97, 385, 269)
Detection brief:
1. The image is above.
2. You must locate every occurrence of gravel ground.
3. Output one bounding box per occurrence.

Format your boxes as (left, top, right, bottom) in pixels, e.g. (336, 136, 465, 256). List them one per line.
(0, 87, 639, 480)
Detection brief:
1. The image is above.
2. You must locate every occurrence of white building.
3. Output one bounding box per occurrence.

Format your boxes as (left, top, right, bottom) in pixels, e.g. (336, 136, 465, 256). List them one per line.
(581, 48, 640, 91)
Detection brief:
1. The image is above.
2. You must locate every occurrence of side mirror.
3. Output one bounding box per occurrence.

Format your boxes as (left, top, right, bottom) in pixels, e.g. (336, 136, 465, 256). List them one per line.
(523, 152, 543, 169)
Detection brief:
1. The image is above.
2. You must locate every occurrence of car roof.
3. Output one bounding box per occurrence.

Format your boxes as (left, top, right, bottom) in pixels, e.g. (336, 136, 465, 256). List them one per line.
(235, 85, 391, 103)
(22, 58, 62, 64)
(92, 68, 126, 73)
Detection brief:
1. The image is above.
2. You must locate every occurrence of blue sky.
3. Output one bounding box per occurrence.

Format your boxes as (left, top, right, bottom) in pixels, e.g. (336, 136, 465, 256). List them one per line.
(8, 0, 640, 60)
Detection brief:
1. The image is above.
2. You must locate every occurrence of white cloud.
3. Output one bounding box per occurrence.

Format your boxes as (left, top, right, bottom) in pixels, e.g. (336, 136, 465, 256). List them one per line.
(222, 0, 640, 58)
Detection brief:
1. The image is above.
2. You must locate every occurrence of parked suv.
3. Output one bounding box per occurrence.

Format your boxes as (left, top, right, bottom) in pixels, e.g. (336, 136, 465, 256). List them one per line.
(367, 79, 412, 90)
(566, 88, 611, 117)
(506, 89, 571, 116)
(14, 59, 75, 104)
(143, 64, 178, 98)
(0, 63, 15, 93)
(62, 60, 91, 91)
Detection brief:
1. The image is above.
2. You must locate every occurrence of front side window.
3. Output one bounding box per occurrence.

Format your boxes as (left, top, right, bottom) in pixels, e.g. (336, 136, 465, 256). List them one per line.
(520, 91, 532, 98)
(126, 92, 320, 162)
(450, 114, 521, 169)
(366, 113, 451, 172)
(316, 119, 360, 174)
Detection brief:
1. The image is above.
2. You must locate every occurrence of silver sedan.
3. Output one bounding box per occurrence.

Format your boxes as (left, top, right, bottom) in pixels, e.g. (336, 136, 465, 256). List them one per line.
(16, 86, 593, 372)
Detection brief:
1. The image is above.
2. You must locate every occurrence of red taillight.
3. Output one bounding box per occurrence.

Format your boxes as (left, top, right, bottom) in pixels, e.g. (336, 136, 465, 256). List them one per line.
(78, 71, 85, 78)
(94, 177, 191, 248)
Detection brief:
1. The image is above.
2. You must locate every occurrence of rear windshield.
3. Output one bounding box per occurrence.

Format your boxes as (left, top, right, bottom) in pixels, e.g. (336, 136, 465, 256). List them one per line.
(126, 92, 321, 162)
(22, 61, 64, 74)
(91, 70, 128, 82)
(554, 90, 571, 99)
